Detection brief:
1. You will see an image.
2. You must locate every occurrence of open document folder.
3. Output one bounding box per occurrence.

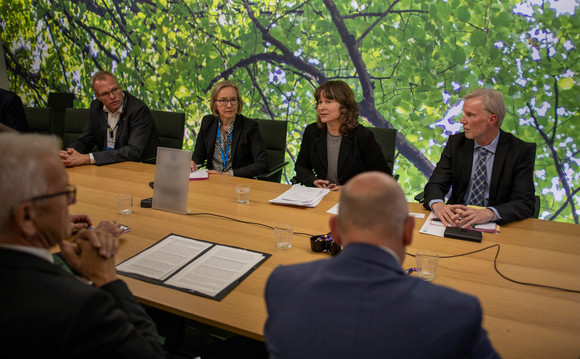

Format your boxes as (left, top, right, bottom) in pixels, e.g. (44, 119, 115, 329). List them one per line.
(116, 234, 270, 300)
(269, 185, 330, 208)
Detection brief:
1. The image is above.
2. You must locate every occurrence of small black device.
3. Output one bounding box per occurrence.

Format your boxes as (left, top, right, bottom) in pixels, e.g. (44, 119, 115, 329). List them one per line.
(444, 227, 482, 243)
(140, 197, 153, 208)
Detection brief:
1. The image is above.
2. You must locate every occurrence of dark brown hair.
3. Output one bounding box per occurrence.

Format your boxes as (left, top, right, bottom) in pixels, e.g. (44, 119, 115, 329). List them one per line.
(314, 80, 359, 135)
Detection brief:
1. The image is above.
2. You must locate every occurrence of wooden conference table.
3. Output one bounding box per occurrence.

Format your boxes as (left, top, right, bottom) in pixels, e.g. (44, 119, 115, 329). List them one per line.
(66, 162, 580, 359)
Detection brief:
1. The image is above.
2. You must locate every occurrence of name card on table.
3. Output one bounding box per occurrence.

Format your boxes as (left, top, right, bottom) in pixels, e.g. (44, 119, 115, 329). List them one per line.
(152, 147, 192, 214)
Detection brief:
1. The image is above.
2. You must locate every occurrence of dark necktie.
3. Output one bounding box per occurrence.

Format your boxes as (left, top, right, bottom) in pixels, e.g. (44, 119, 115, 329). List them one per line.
(470, 149, 488, 207)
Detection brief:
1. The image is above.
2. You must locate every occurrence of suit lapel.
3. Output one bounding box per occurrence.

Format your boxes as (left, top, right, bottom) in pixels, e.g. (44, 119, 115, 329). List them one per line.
(489, 130, 509, 203)
(458, 137, 475, 203)
(207, 117, 219, 165)
(314, 128, 328, 172)
(230, 115, 243, 163)
(337, 132, 353, 174)
(114, 112, 127, 147)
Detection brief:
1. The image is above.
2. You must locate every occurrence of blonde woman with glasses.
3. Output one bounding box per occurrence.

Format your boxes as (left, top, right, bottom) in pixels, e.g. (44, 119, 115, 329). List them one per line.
(190, 80, 268, 178)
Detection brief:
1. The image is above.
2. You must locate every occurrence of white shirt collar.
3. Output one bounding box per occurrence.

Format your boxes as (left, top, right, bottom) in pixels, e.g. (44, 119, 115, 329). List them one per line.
(103, 103, 124, 115)
(0, 243, 54, 263)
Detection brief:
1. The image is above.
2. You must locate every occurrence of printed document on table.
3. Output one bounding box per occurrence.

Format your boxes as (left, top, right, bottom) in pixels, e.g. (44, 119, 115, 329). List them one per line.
(116, 234, 212, 281)
(269, 185, 330, 207)
(116, 234, 271, 300)
(165, 246, 265, 297)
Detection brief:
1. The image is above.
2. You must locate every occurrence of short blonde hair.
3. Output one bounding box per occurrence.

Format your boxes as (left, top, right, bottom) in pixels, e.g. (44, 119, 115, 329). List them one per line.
(210, 81, 243, 117)
(464, 88, 506, 127)
(90, 71, 119, 93)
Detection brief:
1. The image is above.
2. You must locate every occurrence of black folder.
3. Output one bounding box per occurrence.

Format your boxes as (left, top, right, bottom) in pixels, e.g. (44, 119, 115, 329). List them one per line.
(444, 227, 482, 243)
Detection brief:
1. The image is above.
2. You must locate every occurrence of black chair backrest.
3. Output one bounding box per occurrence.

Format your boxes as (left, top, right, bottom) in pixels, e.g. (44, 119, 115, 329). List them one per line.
(63, 108, 90, 149)
(48, 92, 74, 139)
(24, 107, 53, 135)
(150, 110, 186, 149)
(366, 127, 397, 176)
(254, 119, 288, 183)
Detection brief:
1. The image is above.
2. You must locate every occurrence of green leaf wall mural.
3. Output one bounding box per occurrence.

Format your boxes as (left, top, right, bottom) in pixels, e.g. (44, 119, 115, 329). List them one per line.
(1, 0, 578, 223)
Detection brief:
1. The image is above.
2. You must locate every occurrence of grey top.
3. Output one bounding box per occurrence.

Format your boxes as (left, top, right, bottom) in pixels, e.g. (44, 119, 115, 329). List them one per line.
(326, 132, 342, 185)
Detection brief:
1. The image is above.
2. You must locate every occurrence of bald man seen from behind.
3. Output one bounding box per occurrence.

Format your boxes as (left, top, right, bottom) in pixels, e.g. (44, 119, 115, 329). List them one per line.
(264, 171, 499, 359)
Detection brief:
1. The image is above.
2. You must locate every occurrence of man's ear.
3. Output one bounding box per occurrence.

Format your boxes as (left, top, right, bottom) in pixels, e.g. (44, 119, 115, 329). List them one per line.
(402, 215, 414, 248)
(488, 113, 498, 127)
(12, 203, 37, 237)
(329, 215, 342, 246)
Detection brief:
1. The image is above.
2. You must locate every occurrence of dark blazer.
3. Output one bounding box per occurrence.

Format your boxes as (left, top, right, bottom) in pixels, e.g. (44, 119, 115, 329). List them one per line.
(295, 123, 391, 186)
(72, 91, 160, 165)
(192, 114, 268, 178)
(0, 249, 166, 359)
(264, 243, 498, 359)
(423, 130, 535, 224)
(0, 88, 29, 132)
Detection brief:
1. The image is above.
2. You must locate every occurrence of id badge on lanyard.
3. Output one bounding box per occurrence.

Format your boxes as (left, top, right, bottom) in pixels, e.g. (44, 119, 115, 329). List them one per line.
(106, 127, 115, 150)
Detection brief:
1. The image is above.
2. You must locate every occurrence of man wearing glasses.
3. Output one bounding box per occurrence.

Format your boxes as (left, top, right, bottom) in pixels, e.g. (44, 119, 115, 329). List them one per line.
(0, 133, 167, 358)
(59, 71, 159, 166)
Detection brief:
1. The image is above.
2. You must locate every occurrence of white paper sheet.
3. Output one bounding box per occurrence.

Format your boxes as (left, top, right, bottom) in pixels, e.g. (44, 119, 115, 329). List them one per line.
(326, 203, 339, 214)
(418, 212, 447, 237)
(164, 246, 265, 297)
(116, 235, 212, 280)
(189, 169, 209, 180)
(269, 185, 330, 208)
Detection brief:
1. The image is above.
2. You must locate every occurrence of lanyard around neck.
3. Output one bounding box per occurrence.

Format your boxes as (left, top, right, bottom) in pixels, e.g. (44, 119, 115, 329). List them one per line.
(217, 121, 233, 168)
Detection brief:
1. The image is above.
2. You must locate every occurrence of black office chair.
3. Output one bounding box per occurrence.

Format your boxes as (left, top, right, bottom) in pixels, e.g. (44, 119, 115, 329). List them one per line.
(366, 126, 397, 177)
(253, 119, 289, 183)
(63, 108, 90, 150)
(24, 107, 53, 135)
(48, 92, 74, 139)
(150, 110, 186, 150)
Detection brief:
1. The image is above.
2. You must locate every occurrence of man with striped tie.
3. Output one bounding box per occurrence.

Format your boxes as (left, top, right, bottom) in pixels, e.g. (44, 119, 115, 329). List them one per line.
(423, 88, 536, 227)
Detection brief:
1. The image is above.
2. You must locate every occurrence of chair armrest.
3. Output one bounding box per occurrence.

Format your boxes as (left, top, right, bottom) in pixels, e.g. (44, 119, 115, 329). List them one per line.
(414, 191, 425, 204)
(254, 161, 288, 181)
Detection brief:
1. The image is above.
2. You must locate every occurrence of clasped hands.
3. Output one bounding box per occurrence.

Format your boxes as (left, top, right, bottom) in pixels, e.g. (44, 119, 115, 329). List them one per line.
(59, 148, 90, 167)
(60, 214, 124, 287)
(431, 202, 495, 228)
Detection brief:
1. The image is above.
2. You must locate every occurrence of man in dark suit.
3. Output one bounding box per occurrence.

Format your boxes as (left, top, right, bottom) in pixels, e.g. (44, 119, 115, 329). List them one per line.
(0, 133, 167, 358)
(0, 88, 29, 132)
(59, 71, 159, 166)
(424, 88, 535, 226)
(264, 172, 498, 359)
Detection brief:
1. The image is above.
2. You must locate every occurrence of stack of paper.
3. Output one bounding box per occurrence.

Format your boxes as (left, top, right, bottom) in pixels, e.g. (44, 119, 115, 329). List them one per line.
(189, 169, 209, 180)
(269, 185, 330, 208)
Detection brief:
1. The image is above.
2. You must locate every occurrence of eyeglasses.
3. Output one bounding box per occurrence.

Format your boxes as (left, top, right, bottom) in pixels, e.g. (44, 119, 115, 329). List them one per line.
(25, 185, 77, 206)
(99, 87, 122, 98)
(216, 98, 238, 106)
(10, 185, 77, 217)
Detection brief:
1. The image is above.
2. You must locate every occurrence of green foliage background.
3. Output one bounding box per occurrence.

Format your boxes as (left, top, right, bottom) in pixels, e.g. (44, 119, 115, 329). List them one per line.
(1, 0, 578, 223)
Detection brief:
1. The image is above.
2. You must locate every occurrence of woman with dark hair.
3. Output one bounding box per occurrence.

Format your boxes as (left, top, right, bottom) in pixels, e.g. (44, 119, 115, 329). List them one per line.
(295, 80, 391, 190)
(191, 80, 268, 178)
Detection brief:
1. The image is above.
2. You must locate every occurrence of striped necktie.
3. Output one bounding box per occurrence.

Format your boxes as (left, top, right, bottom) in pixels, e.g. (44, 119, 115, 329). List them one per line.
(470, 149, 488, 207)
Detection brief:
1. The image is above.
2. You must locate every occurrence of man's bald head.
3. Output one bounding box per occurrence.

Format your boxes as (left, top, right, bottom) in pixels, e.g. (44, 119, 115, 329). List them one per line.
(337, 172, 410, 248)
